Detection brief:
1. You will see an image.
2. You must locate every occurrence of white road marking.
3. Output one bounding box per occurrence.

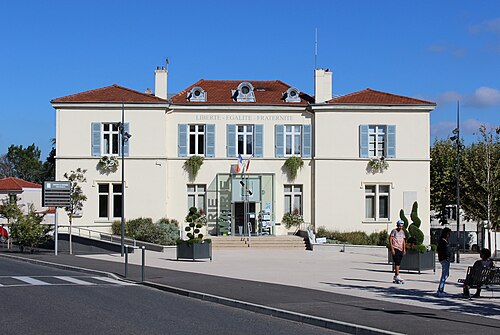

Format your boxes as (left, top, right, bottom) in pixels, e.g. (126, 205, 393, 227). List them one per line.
(92, 276, 135, 286)
(12, 276, 51, 286)
(54, 276, 94, 285)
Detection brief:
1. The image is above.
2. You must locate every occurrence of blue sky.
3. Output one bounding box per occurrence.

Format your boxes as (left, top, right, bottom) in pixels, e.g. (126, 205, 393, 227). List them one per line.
(0, 0, 498, 158)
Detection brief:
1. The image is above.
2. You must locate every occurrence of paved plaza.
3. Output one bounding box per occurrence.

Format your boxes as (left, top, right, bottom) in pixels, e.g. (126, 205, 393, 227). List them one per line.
(80, 246, 500, 320)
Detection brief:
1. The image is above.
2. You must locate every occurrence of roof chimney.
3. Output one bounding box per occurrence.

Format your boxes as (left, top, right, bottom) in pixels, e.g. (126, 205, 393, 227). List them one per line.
(314, 68, 332, 104)
(155, 66, 168, 100)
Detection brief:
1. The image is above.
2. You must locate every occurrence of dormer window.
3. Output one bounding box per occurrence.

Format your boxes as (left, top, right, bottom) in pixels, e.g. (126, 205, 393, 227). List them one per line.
(187, 86, 207, 102)
(232, 82, 256, 102)
(283, 87, 301, 103)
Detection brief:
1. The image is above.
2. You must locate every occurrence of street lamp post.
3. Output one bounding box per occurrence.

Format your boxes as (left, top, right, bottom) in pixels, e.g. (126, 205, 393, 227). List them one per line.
(119, 102, 131, 257)
(450, 101, 460, 263)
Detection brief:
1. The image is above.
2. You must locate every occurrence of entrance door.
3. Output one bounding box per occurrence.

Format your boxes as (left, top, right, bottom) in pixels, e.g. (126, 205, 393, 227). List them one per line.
(234, 202, 256, 236)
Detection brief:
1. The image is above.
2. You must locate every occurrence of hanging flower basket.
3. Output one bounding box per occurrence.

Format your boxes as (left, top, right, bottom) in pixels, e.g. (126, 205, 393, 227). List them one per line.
(184, 156, 204, 179)
(367, 156, 389, 173)
(97, 155, 119, 173)
(284, 156, 304, 179)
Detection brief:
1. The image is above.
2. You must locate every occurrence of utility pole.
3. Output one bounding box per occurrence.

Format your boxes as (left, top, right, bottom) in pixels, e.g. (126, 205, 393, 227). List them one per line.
(450, 101, 460, 263)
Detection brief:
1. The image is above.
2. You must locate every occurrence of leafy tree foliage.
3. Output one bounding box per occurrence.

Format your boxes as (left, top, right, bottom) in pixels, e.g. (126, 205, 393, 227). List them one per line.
(8, 204, 52, 253)
(0, 196, 22, 224)
(63, 168, 87, 254)
(460, 126, 499, 231)
(430, 139, 456, 224)
(0, 154, 14, 178)
(6, 144, 44, 183)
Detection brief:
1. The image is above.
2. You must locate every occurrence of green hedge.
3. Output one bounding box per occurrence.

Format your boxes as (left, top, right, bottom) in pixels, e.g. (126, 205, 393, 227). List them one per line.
(316, 227, 388, 246)
(112, 217, 179, 245)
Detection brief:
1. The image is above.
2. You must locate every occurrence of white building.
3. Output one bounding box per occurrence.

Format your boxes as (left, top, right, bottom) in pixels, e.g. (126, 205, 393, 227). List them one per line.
(51, 67, 436, 242)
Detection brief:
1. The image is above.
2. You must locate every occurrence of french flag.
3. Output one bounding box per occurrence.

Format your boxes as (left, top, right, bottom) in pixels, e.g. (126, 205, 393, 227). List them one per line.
(245, 154, 254, 172)
(235, 154, 243, 173)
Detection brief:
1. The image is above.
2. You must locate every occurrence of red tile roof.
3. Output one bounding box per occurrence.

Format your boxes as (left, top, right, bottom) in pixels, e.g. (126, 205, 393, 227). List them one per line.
(170, 80, 314, 105)
(51, 84, 167, 103)
(327, 88, 436, 105)
(0, 177, 42, 191)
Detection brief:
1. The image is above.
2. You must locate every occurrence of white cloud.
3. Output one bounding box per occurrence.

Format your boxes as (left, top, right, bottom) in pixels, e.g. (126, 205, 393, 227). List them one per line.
(469, 17, 500, 34)
(431, 119, 494, 139)
(436, 91, 461, 105)
(466, 87, 500, 107)
(428, 44, 466, 58)
(435, 87, 500, 108)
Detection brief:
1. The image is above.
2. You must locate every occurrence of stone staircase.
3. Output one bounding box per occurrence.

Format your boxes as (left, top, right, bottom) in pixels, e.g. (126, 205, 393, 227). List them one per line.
(210, 235, 307, 249)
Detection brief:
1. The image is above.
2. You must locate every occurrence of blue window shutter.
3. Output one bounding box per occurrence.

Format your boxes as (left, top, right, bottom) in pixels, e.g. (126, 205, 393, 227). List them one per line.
(386, 125, 396, 158)
(302, 124, 312, 158)
(122, 123, 130, 157)
(178, 124, 188, 157)
(205, 124, 215, 157)
(227, 124, 236, 157)
(91, 122, 101, 157)
(275, 125, 284, 158)
(254, 124, 263, 157)
(359, 125, 369, 158)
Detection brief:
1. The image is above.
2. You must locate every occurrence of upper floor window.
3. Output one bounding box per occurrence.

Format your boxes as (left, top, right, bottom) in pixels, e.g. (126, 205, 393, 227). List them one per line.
(178, 124, 215, 158)
(275, 124, 311, 158)
(285, 125, 301, 156)
(232, 82, 256, 102)
(226, 124, 263, 158)
(187, 86, 207, 102)
(103, 123, 120, 155)
(359, 124, 396, 159)
(189, 125, 205, 156)
(91, 122, 129, 157)
(237, 125, 253, 156)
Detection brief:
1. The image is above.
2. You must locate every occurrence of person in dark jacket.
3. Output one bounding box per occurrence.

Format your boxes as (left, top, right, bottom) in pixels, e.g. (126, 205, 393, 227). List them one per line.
(468, 248, 495, 298)
(436, 228, 451, 297)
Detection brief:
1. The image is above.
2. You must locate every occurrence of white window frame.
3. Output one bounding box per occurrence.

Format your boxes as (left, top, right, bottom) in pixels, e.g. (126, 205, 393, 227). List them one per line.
(284, 125, 302, 157)
(364, 184, 390, 221)
(368, 125, 386, 158)
(187, 184, 207, 213)
(102, 123, 120, 155)
(188, 124, 205, 156)
(284, 185, 303, 215)
(98, 183, 122, 219)
(237, 125, 254, 156)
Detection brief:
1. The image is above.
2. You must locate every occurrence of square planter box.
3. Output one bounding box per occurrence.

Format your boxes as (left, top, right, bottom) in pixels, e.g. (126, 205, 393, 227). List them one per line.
(176, 241, 212, 261)
(388, 249, 435, 274)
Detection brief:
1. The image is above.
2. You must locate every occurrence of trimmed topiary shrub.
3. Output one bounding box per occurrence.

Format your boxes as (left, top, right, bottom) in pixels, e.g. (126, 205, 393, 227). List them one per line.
(409, 201, 424, 246)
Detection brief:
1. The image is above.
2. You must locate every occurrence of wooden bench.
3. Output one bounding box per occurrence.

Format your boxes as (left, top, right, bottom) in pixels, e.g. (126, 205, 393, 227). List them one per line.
(458, 266, 500, 298)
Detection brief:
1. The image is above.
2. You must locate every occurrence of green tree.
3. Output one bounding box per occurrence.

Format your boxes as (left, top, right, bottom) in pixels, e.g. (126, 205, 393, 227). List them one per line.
(6, 144, 44, 183)
(0, 196, 23, 224)
(430, 138, 456, 224)
(461, 125, 500, 247)
(8, 204, 52, 253)
(0, 154, 14, 178)
(63, 168, 87, 254)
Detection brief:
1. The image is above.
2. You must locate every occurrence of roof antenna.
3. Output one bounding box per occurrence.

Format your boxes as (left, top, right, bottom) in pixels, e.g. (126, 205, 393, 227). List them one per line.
(165, 57, 169, 71)
(314, 28, 318, 69)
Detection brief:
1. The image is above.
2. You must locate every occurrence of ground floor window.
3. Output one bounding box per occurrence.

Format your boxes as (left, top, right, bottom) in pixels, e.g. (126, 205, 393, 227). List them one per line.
(98, 183, 122, 219)
(284, 185, 302, 214)
(365, 184, 389, 220)
(187, 184, 206, 213)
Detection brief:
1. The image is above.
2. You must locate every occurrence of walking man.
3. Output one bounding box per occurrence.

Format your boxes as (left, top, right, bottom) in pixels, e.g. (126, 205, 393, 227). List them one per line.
(390, 220, 406, 283)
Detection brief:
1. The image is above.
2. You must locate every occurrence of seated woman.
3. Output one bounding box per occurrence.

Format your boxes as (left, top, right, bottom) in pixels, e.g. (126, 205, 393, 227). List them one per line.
(469, 248, 495, 298)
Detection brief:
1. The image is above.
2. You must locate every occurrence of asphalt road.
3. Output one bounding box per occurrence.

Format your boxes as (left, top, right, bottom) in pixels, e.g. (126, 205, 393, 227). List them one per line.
(0, 258, 344, 335)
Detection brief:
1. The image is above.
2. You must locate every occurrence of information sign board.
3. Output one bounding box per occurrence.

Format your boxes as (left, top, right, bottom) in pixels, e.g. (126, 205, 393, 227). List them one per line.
(43, 181, 71, 207)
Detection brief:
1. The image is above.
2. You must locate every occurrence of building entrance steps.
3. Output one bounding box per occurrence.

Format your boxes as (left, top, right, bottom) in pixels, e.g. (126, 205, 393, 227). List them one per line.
(210, 235, 306, 248)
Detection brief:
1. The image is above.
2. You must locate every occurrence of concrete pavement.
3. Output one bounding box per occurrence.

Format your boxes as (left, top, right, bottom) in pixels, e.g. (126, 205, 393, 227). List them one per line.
(1, 246, 499, 334)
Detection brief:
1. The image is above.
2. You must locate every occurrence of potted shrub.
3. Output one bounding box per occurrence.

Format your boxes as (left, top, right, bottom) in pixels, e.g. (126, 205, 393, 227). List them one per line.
(176, 207, 212, 261)
(184, 156, 204, 179)
(388, 201, 436, 273)
(284, 156, 304, 179)
(282, 209, 304, 230)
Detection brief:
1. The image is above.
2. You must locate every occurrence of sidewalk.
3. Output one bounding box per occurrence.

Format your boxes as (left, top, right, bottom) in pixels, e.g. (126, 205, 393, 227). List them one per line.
(1, 247, 499, 335)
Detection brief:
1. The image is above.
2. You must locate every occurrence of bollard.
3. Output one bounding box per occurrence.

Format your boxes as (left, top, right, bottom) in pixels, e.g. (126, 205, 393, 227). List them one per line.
(124, 245, 129, 278)
(141, 246, 146, 282)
